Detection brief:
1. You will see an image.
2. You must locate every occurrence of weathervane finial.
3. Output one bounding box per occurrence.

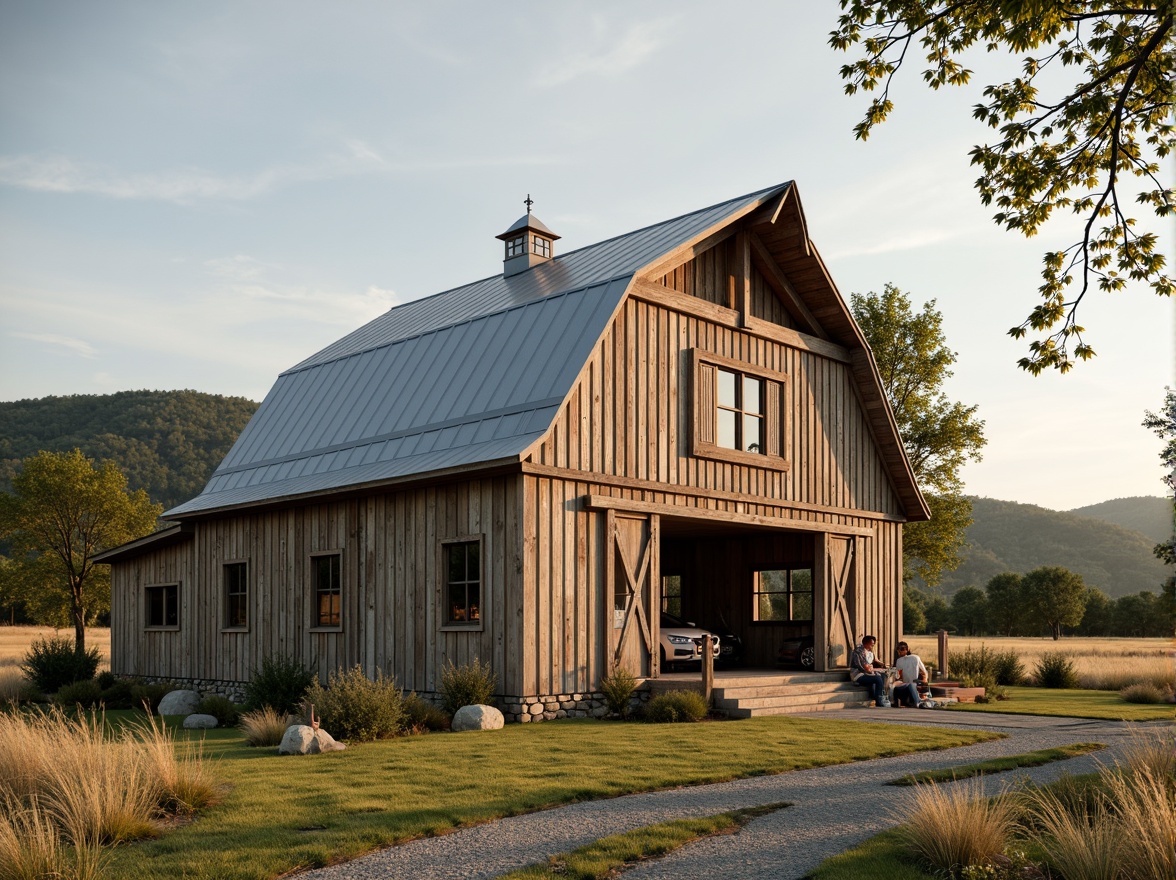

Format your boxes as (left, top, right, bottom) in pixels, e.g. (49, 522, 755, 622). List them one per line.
(524, 193, 534, 214)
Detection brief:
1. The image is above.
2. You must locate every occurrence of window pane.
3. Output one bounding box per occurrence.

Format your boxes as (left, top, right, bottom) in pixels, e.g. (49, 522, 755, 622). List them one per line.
(467, 541, 479, 577)
(758, 569, 787, 590)
(448, 583, 468, 622)
(743, 414, 762, 453)
(468, 582, 480, 621)
(791, 568, 813, 591)
(716, 369, 736, 408)
(448, 545, 464, 582)
(147, 589, 162, 626)
(716, 409, 736, 449)
(743, 376, 761, 414)
(661, 574, 682, 616)
(792, 591, 813, 620)
(165, 586, 178, 627)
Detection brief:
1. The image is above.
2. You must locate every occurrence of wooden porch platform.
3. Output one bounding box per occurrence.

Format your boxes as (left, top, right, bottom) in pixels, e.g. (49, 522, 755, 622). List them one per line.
(644, 668, 873, 716)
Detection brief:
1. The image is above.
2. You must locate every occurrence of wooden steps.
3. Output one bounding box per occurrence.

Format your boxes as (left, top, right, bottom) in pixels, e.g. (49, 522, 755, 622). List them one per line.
(649, 670, 875, 717)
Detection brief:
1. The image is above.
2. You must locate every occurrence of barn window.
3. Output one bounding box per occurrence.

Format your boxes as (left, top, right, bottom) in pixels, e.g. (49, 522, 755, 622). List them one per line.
(505, 235, 527, 258)
(752, 568, 813, 622)
(145, 583, 179, 629)
(661, 574, 682, 617)
(532, 235, 551, 258)
(312, 553, 342, 629)
(223, 562, 248, 630)
(443, 539, 481, 628)
(690, 349, 789, 469)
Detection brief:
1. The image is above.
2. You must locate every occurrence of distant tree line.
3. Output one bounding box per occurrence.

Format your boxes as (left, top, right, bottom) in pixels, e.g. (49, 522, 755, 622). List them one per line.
(905, 566, 1175, 640)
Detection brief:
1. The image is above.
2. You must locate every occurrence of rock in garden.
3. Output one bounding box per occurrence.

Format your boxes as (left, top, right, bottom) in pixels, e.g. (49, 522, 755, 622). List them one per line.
(182, 713, 219, 729)
(451, 704, 504, 731)
(278, 724, 347, 755)
(157, 689, 202, 716)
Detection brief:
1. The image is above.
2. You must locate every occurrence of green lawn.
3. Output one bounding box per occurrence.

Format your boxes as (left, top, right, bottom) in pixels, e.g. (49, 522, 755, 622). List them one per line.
(887, 742, 1105, 786)
(946, 687, 1176, 720)
(103, 716, 997, 880)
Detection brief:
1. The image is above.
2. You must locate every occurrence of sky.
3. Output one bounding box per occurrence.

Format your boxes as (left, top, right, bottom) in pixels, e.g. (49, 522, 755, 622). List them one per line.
(0, 2, 1171, 512)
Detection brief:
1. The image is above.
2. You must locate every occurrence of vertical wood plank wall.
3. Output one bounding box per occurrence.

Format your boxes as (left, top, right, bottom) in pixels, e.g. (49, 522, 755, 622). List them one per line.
(110, 476, 528, 695)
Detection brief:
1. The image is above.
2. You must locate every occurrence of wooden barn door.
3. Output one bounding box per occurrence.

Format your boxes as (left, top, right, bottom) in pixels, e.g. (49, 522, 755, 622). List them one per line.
(606, 511, 660, 678)
(816, 533, 857, 669)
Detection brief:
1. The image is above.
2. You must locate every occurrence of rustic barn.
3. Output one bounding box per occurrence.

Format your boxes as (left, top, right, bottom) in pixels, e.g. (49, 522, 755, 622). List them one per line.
(98, 181, 928, 720)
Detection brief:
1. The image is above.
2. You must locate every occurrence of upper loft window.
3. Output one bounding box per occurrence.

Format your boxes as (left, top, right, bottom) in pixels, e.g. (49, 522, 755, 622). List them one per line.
(716, 368, 763, 454)
(505, 235, 527, 258)
(531, 235, 551, 258)
(691, 349, 789, 470)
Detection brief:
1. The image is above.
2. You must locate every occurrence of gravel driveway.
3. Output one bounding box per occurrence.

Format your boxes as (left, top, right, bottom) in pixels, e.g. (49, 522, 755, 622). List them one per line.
(298, 711, 1170, 880)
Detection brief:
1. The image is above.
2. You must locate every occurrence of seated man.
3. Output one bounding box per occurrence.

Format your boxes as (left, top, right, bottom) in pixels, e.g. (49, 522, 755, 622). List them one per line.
(892, 641, 928, 707)
(849, 635, 889, 707)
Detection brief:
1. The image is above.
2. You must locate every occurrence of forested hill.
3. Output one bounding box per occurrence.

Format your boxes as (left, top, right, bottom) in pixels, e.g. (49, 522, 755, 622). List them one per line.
(0, 391, 259, 510)
(933, 496, 1170, 599)
(1068, 496, 1172, 545)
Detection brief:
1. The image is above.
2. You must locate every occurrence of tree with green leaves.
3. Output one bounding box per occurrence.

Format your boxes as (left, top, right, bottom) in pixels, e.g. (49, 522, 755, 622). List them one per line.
(1143, 386, 1175, 564)
(950, 585, 988, 635)
(984, 572, 1026, 636)
(0, 449, 161, 651)
(852, 284, 986, 586)
(1022, 565, 1088, 639)
(832, 2, 1174, 374)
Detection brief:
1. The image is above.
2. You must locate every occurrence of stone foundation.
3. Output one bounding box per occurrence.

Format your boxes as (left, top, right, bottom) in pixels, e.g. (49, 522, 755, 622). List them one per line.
(126, 675, 247, 704)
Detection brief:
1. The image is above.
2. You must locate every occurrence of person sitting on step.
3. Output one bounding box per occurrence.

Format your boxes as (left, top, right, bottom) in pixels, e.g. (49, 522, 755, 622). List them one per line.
(848, 635, 889, 707)
(892, 641, 928, 708)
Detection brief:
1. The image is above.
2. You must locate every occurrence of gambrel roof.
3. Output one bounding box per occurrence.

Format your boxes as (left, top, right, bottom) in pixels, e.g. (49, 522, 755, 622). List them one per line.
(167, 182, 928, 521)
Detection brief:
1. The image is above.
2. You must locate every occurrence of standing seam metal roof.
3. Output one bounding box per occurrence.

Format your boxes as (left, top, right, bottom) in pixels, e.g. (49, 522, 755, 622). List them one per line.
(165, 183, 788, 518)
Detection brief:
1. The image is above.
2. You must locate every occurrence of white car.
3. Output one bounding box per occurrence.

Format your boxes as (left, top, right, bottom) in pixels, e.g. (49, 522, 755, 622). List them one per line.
(659, 612, 721, 670)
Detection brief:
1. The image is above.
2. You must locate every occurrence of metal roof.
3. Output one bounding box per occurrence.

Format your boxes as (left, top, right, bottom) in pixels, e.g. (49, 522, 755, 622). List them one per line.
(166, 183, 788, 518)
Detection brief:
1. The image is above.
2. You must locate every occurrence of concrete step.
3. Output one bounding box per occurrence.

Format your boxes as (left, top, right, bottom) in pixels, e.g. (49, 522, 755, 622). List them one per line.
(715, 688, 870, 711)
(713, 680, 857, 699)
(724, 694, 875, 717)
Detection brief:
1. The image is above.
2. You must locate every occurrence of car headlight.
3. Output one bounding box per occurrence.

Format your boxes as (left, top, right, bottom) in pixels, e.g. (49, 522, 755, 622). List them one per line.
(666, 635, 692, 645)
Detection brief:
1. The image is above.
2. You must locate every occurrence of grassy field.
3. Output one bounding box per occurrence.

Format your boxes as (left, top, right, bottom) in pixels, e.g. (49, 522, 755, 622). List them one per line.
(0, 625, 111, 669)
(944, 686, 1175, 720)
(906, 635, 1175, 690)
(93, 716, 996, 880)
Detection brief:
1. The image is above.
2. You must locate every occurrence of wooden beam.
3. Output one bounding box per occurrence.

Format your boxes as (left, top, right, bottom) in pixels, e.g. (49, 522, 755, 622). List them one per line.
(748, 232, 828, 340)
(583, 494, 876, 536)
(627, 279, 851, 363)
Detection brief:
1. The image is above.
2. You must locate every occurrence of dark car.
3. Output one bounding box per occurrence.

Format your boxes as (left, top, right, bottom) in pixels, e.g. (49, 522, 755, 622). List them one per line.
(776, 634, 815, 670)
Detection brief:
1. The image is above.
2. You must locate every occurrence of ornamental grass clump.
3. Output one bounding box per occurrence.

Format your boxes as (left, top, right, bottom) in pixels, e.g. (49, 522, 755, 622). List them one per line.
(238, 706, 294, 747)
(439, 657, 497, 716)
(643, 690, 708, 723)
(1034, 652, 1079, 689)
(895, 779, 1016, 875)
(1118, 681, 1169, 704)
(304, 666, 406, 742)
(20, 636, 101, 694)
(598, 666, 639, 718)
(0, 795, 107, 880)
(1024, 784, 1121, 880)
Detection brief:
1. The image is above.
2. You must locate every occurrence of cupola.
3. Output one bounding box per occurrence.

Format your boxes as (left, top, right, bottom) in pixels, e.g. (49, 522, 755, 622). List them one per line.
(496, 194, 560, 277)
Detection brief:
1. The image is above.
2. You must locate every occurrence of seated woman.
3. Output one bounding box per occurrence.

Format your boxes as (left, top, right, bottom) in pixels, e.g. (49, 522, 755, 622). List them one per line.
(892, 641, 928, 707)
(848, 635, 889, 707)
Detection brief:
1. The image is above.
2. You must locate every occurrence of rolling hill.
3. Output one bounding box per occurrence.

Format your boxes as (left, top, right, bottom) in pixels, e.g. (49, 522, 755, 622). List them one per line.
(1068, 495, 1171, 545)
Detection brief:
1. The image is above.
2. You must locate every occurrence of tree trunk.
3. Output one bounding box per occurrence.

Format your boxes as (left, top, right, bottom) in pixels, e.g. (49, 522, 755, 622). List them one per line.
(1051, 622, 1061, 640)
(71, 580, 86, 653)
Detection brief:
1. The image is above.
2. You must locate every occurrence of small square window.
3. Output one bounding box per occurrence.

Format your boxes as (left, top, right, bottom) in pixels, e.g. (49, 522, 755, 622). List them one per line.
(145, 584, 178, 628)
(753, 568, 813, 622)
(505, 236, 527, 258)
(313, 554, 341, 628)
(224, 562, 248, 629)
(445, 541, 481, 625)
(532, 235, 551, 258)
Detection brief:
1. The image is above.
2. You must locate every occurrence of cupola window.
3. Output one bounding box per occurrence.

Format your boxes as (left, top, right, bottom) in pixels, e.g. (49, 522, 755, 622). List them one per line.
(496, 194, 560, 277)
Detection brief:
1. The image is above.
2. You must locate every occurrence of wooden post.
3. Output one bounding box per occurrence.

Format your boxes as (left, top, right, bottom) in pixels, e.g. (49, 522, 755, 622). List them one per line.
(936, 630, 949, 680)
(701, 634, 714, 706)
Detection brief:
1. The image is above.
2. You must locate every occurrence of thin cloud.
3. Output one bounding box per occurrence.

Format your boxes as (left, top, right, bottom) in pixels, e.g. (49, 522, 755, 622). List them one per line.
(823, 227, 968, 259)
(13, 332, 98, 358)
(535, 18, 674, 88)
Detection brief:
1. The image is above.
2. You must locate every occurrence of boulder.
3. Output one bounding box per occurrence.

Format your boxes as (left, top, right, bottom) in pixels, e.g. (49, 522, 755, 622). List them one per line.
(157, 689, 202, 716)
(278, 724, 347, 755)
(183, 714, 219, 729)
(451, 704, 504, 731)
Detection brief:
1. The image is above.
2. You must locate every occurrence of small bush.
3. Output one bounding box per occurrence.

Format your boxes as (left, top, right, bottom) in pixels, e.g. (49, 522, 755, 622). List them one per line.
(951, 646, 1024, 687)
(1035, 652, 1079, 689)
(20, 637, 101, 693)
(244, 653, 316, 714)
(129, 682, 175, 713)
(197, 695, 241, 726)
(96, 671, 117, 690)
(98, 680, 135, 710)
(304, 666, 405, 742)
(990, 650, 1025, 686)
(644, 689, 708, 723)
(238, 706, 292, 747)
(403, 692, 448, 732)
(959, 671, 1007, 702)
(599, 666, 639, 718)
(1119, 682, 1168, 704)
(439, 657, 497, 716)
(897, 780, 1016, 874)
(53, 679, 103, 709)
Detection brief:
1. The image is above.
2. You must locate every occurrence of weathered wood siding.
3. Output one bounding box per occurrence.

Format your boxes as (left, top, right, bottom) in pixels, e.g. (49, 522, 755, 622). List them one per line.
(111, 476, 527, 693)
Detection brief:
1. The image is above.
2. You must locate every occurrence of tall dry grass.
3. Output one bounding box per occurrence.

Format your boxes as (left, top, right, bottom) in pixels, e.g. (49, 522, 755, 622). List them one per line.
(1026, 787, 1121, 880)
(238, 706, 293, 747)
(0, 795, 107, 880)
(906, 636, 1176, 690)
(0, 626, 110, 671)
(0, 667, 26, 707)
(894, 779, 1016, 873)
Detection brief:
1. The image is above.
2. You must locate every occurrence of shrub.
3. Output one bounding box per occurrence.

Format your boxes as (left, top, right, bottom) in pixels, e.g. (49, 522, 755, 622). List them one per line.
(951, 646, 1024, 687)
(403, 692, 448, 732)
(438, 657, 497, 716)
(598, 666, 639, 718)
(959, 671, 1007, 702)
(990, 650, 1025, 686)
(1119, 682, 1169, 704)
(130, 682, 176, 713)
(53, 679, 103, 709)
(243, 653, 316, 714)
(98, 680, 135, 710)
(1035, 652, 1079, 689)
(20, 637, 101, 694)
(197, 695, 241, 726)
(304, 666, 405, 742)
(238, 706, 292, 747)
(644, 689, 708, 723)
(896, 780, 1016, 874)
(96, 671, 117, 690)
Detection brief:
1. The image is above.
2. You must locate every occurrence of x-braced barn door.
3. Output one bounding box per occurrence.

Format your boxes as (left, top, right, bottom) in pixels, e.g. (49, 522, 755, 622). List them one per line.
(817, 534, 857, 669)
(606, 511, 659, 678)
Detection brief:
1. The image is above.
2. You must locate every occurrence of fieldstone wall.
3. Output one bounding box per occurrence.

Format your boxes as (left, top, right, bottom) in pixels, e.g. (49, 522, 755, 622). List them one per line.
(127, 675, 247, 704)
